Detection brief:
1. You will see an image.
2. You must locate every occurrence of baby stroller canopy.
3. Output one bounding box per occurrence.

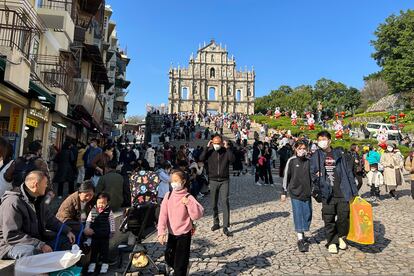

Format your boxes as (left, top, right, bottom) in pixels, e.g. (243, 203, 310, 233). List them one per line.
(130, 170, 160, 206)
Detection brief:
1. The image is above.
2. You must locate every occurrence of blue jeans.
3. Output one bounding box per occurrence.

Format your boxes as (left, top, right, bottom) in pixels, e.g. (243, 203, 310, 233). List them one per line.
(7, 244, 39, 259)
(291, 198, 312, 233)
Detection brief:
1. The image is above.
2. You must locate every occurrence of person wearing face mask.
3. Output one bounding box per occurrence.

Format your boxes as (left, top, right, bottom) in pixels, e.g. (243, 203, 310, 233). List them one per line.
(310, 131, 358, 255)
(281, 140, 313, 252)
(380, 144, 405, 199)
(157, 170, 204, 276)
(199, 134, 235, 237)
(366, 163, 383, 201)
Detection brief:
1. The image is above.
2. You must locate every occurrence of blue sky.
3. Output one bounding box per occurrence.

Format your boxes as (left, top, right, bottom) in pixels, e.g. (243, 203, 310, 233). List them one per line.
(107, 0, 412, 116)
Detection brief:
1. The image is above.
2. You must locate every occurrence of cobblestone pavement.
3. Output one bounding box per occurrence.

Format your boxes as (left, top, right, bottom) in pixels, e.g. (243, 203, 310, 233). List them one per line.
(112, 128, 414, 275)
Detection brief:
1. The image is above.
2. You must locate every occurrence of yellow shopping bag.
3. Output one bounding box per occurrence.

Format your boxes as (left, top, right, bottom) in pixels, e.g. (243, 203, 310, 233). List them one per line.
(347, 196, 375, 245)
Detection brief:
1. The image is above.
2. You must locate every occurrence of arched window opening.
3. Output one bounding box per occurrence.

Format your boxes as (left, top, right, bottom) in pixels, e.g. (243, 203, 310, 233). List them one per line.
(236, 90, 241, 101)
(210, 68, 215, 78)
(209, 87, 216, 100)
(181, 87, 189, 100)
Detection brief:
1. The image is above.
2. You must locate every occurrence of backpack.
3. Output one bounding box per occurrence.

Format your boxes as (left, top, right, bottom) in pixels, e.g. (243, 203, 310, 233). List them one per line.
(11, 156, 39, 187)
(258, 156, 267, 166)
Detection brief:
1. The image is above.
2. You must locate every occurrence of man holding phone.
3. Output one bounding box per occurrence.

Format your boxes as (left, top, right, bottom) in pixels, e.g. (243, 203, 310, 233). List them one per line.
(199, 134, 235, 237)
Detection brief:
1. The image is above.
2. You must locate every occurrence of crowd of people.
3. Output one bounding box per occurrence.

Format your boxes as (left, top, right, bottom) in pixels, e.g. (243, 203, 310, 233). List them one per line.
(0, 111, 413, 275)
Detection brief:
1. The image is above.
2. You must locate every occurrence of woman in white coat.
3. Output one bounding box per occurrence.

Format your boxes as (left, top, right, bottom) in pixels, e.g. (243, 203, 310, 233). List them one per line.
(380, 144, 405, 199)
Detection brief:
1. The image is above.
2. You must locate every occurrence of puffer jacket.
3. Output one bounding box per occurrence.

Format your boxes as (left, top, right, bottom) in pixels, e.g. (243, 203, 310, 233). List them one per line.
(0, 185, 70, 259)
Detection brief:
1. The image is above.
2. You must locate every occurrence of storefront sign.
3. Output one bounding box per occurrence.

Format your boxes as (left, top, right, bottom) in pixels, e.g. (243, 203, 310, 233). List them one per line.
(8, 107, 21, 133)
(29, 107, 49, 122)
(26, 117, 39, 128)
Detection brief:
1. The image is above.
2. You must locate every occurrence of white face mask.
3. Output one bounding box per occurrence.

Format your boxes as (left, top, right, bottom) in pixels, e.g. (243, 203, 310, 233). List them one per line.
(171, 182, 183, 191)
(387, 147, 393, 152)
(318, 140, 329, 150)
(213, 144, 221, 151)
(297, 149, 307, 157)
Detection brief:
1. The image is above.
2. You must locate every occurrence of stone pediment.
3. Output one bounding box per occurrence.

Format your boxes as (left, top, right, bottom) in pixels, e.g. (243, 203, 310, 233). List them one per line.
(199, 40, 226, 53)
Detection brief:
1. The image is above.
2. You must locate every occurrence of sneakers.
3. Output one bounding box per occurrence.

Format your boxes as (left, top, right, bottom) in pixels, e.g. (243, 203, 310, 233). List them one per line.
(297, 239, 308, 252)
(83, 237, 92, 247)
(100, 263, 109, 274)
(223, 227, 233, 237)
(255, 182, 262, 186)
(211, 224, 220, 231)
(328, 244, 338, 254)
(338, 237, 348, 250)
(87, 263, 96, 273)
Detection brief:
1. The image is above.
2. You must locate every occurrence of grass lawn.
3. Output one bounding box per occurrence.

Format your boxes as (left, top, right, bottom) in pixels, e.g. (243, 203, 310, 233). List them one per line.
(251, 115, 412, 156)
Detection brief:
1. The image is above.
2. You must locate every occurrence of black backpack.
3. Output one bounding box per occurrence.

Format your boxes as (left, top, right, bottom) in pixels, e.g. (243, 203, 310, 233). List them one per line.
(12, 156, 39, 187)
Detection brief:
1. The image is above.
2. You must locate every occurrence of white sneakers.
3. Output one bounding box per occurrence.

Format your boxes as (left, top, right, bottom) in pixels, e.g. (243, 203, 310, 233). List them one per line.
(87, 263, 96, 273)
(328, 238, 347, 254)
(255, 182, 262, 186)
(100, 263, 109, 273)
(328, 244, 338, 254)
(88, 263, 109, 273)
(338, 237, 348, 250)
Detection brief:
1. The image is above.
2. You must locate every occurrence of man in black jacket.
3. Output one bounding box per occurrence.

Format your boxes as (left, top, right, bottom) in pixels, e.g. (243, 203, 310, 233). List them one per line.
(199, 134, 235, 237)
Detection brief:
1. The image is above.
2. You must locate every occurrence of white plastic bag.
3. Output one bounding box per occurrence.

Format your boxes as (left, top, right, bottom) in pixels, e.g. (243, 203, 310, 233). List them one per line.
(15, 245, 82, 276)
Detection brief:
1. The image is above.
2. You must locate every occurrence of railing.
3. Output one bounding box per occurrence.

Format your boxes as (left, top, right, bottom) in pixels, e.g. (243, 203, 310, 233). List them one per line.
(30, 53, 76, 94)
(0, 8, 37, 59)
(38, 0, 73, 12)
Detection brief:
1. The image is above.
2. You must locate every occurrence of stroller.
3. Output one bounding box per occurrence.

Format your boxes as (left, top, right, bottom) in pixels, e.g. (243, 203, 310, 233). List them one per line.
(119, 170, 168, 275)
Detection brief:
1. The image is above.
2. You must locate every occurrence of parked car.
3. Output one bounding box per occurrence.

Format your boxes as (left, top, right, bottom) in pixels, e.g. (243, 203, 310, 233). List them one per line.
(366, 122, 401, 139)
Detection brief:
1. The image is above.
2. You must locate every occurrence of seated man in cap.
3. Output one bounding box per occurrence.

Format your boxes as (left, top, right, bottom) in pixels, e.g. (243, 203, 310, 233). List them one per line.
(0, 171, 76, 259)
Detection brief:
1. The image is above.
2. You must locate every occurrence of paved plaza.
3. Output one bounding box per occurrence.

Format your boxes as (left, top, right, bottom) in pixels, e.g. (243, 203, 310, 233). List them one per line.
(113, 131, 414, 275)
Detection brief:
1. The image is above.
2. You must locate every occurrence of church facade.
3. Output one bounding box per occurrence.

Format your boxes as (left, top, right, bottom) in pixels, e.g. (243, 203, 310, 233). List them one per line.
(168, 40, 255, 114)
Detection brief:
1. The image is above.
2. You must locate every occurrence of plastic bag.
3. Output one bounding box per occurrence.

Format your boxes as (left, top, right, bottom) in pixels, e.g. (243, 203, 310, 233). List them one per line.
(49, 265, 82, 276)
(347, 196, 375, 245)
(15, 245, 83, 276)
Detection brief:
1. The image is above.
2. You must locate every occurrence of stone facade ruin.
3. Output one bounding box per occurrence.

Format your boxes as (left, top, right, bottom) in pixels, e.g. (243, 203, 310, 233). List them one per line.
(168, 40, 255, 114)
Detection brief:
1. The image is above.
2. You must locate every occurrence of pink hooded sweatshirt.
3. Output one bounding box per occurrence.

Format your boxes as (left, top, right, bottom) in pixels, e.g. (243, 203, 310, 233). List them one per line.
(157, 189, 204, 236)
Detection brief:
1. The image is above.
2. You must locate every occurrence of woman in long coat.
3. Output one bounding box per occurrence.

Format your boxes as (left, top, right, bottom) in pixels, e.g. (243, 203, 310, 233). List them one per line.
(54, 141, 76, 198)
(380, 144, 405, 199)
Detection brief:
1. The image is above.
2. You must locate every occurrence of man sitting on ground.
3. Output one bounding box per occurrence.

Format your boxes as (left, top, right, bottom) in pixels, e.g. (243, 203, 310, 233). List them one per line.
(0, 171, 76, 259)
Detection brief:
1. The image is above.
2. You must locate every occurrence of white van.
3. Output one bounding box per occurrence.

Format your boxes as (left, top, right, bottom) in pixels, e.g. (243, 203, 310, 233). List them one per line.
(366, 123, 400, 138)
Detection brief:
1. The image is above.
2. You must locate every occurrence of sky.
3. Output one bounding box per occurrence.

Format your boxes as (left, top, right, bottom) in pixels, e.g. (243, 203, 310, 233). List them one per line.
(106, 0, 412, 116)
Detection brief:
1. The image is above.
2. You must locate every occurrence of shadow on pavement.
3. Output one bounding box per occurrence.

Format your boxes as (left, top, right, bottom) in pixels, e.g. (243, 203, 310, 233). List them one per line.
(348, 221, 391, 254)
(231, 212, 290, 234)
(191, 250, 276, 275)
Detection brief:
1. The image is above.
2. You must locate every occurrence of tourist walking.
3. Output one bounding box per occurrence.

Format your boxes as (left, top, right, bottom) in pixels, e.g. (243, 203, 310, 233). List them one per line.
(310, 131, 358, 254)
(282, 140, 312, 252)
(199, 134, 235, 236)
(404, 150, 414, 199)
(380, 144, 405, 199)
(157, 170, 204, 276)
(54, 141, 76, 199)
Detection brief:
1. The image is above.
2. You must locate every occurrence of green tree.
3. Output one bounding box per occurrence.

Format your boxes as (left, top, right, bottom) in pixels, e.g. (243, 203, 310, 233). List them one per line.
(371, 10, 414, 93)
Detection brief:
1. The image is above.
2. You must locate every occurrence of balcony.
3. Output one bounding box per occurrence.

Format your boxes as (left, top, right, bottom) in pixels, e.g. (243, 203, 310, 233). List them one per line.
(30, 52, 76, 95)
(70, 78, 97, 115)
(0, 1, 45, 92)
(37, 0, 75, 43)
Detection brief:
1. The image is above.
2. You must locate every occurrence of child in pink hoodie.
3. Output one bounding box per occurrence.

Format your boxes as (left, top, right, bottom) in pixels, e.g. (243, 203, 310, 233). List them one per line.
(158, 169, 204, 276)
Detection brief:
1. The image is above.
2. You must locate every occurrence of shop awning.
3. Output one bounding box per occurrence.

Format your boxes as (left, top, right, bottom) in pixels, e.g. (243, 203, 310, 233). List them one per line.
(29, 81, 56, 105)
(0, 57, 5, 71)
